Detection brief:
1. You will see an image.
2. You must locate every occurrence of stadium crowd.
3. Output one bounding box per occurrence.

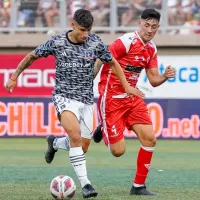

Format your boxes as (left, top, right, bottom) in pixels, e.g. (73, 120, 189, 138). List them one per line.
(0, 0, 200, 34)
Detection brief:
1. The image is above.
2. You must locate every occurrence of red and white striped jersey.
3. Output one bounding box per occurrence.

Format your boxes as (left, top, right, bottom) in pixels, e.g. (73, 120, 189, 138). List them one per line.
(98, 31, 158, 96)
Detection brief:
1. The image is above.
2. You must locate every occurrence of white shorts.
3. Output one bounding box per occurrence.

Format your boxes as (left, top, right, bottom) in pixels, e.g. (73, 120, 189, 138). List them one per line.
(52, 95, 93, 139)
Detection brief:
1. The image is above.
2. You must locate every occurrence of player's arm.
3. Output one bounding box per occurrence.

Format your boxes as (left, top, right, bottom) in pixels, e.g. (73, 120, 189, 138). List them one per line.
(93, 57, 145, 99)
(5, 51, 40, 93)
(6, 38, 54, 93)
(93, 37, 128, 79)
(107, 57, 145, 98)
(93, 58, 103, 79)
(145, 66, 176, 87)
(96, 34, 144, 98)
(11, 51, 40, 81)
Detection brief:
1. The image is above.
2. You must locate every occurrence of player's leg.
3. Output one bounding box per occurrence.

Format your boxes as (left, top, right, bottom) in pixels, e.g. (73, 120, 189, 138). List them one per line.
(45, 134, 70, 163)
(45, 96, 91, 164)
(45, 96, 97, 198)
(93, 123, 103, 143)
(127, 97, 156, 195)
(45, 130, 90, 164)
(98, 95, 128, 157)
(110, 138, 126, 157)
(101, 122, 126, 157)
(130, 124, 156, 195)
(60, 110, 97, 198)
(93, 95, 104, 143)
(79, 103, 98, 198)
(45, 135, 90, 156)
(45, 96, 71, 163)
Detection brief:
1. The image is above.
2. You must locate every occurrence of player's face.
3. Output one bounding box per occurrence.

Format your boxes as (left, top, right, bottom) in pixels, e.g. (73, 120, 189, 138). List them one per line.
(138, 19, 159, 43)
(71, 22, 91, 43)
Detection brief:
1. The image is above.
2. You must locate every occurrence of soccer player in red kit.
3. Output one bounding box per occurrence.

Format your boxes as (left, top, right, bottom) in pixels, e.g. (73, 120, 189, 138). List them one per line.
(93, 9, 176, 195)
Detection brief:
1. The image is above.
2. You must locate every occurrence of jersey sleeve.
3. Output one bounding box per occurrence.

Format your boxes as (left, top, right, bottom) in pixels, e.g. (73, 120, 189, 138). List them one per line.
(109, 33, 133, 59)
(108, 39, 127, 59)
(34, 39, 55, 58)
(148, 53, 158, 68)
(95, 36, 113, 63)
(147, 44, 158, 68)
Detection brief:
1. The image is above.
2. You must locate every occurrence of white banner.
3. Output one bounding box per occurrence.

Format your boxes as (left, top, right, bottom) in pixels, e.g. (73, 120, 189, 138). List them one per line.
(94, 55, 200, 98)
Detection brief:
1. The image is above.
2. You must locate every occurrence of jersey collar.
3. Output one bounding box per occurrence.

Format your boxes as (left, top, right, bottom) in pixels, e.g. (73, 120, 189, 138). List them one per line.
(135, 31, 149, 46)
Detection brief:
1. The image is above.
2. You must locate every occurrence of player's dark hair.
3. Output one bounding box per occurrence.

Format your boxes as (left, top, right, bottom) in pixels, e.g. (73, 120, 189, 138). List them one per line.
(141, 9, 160, 22)
(73, 9, 94, 30)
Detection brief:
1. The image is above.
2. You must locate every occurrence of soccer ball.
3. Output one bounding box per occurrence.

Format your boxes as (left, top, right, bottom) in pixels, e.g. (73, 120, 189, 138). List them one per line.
(50, 175, 76, 199)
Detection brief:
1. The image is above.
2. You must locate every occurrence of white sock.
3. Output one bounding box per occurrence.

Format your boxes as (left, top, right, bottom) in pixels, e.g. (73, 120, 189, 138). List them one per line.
(133, 183, 144, 187)
(53, 136, 70, 151)
(69, 147, 90, 188)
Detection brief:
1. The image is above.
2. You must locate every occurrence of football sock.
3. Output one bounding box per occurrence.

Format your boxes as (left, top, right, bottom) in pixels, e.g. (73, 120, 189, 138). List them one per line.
(133, 145, 154, 187)
(53, 136, 70, 151)
(69, 147, 90, 188)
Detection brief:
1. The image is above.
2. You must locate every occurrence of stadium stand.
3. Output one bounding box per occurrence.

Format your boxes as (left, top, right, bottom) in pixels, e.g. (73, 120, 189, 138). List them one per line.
(0, 0, 200, 47)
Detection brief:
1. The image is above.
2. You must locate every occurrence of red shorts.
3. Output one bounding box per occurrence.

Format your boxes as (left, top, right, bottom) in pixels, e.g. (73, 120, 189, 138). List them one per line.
(98, 95, 152, 145)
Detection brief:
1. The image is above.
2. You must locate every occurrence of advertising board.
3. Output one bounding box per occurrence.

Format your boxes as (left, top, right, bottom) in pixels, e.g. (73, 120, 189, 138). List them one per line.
(1, 55, 200, 98)
(0, 98, 199, 139)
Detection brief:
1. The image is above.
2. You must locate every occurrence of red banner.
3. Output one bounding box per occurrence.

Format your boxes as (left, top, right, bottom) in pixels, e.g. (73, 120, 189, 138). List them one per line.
(0, 54, 55, 96)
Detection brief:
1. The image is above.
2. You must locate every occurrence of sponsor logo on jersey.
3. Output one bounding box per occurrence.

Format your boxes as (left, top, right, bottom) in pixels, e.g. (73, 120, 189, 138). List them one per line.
(85, 51, 94, 60)
(125, 65, 143, 73)
(55, 40, 65, 47)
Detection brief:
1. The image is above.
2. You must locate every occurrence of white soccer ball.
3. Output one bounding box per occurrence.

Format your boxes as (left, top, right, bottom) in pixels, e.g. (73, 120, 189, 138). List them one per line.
(50, 175, 76, 199)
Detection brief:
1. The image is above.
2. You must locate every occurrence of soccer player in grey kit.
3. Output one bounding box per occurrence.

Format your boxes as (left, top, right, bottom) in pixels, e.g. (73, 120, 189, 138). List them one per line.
(6, 9, 144, 198)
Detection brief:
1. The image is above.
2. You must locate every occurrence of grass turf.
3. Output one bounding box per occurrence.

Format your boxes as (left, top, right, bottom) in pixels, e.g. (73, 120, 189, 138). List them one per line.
(0, 138, 200, 200)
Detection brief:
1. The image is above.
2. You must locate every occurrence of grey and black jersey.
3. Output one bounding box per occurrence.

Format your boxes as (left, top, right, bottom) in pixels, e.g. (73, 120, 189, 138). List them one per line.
(34, 31, 112, 105)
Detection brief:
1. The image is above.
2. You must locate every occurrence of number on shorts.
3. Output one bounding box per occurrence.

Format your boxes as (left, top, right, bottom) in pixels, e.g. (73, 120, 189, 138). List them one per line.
(111, 125, 117, 135)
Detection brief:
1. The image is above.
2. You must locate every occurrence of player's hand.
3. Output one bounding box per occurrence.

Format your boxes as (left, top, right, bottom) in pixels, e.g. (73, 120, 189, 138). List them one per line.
(125, 86, 145, 99)
(164, 65, 176, 78)
(5, 79, 17, 93)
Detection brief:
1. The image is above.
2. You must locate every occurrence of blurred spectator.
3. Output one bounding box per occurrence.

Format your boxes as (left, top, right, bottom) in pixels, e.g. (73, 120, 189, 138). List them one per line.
(120, 0, 145, 27)
(0, 0, 11, 27)
(168, 0, 179, 25)
(17, 0, 38, 27)
(178, 0, 193, 24)
(36, 0, 59, 28)
(192, 0, 200, 17)
(70, 0, 84, 19)
(146, 0, 162, 10)
(133, 0, 147, 16)
(117, 0, 129, 26)
(179, 0, 200, 35)
(120, 0, 161, 26)
(119, 0, 134, 26)
(86, 0, 110, 26)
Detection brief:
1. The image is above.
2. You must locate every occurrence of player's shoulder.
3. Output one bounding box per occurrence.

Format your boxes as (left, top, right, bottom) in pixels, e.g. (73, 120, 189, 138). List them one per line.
(48, 32, 66, 45)
(116, 32, 139, 47)
(118, 32, 136, 41)
(88, 33, 103, 43)
(148, 40, 157, 49)
(148, 40, 157, 53)
(50, 33, 65, 40)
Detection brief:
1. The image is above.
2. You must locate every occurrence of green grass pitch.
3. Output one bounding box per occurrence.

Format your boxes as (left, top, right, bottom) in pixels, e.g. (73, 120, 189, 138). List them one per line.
(0, 138, 200, 200)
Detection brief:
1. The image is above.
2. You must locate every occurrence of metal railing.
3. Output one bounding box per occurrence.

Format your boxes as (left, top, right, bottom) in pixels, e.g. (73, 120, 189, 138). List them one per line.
(0, 0, 200, 34)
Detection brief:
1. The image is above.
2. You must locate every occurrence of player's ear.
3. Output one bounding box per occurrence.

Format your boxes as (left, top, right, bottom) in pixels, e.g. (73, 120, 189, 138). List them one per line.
(138, 20, 141, 26)
(71, 22, 75, 30)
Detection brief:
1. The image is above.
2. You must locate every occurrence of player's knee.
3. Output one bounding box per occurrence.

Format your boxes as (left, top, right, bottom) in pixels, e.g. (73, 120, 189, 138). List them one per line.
(149, 137, 156, 147)
(141, 135, 156, 147)
(82, 145, 89, 153)
(69, 134, 82, 146)
(111, 148, 125, 157)
(81, 138, 91, 153)
(153, 137, 157, 146)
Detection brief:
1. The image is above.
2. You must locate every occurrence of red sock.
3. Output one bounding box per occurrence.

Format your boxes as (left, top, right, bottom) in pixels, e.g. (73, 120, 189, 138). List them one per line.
(134, 146, 154, 185)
